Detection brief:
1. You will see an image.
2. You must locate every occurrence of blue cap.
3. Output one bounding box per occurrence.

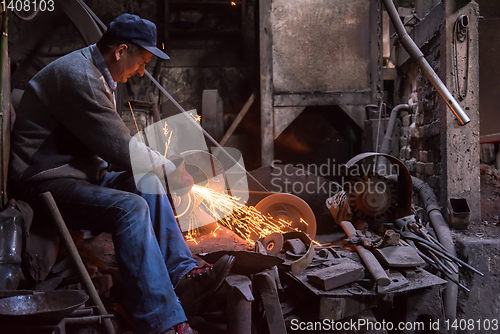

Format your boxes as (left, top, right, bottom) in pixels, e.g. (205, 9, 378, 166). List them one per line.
(108, 13, 169, 60)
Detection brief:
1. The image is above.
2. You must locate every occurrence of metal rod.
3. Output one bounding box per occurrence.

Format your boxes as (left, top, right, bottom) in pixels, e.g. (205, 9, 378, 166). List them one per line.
(382, 0, 470, 125)
(404, 233, 484, 276)
(144, 71, 270, 193)
(220, 91, 256, 147)
(428, 261, 470, 292)
(40, 192, 116, 334)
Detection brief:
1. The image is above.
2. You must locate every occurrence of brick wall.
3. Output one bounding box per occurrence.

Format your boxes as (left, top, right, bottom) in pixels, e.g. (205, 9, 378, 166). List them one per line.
(396, 32, 444, 201)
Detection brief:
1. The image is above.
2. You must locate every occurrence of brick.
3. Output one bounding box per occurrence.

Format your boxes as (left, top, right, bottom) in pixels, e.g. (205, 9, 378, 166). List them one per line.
(400, 136, 409, 147)
(416, 173, 424, 179)
(399, 111, 409, 118)
(425, 163, 435, 175)
(419, 150, 429, 163)
(416, 162, 425, 174)
(427, 150, 434, 163)
(399, 147, 408, 160)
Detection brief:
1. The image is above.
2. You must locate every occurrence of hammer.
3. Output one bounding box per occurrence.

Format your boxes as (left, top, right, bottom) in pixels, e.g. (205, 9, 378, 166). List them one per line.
(340, 221, 391, 286)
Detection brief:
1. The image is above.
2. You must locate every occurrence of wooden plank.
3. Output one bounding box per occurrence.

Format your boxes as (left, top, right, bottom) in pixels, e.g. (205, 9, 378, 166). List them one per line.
(273, 91, 372, 107)
(259, 0, 274, 165)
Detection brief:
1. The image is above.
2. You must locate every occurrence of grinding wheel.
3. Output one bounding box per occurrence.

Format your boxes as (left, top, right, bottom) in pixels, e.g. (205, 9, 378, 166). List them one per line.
(255, 193, 317, 240)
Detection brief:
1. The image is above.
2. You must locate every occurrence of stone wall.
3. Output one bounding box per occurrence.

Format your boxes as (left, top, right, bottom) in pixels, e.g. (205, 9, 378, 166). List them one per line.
(393, 2, 480, 223)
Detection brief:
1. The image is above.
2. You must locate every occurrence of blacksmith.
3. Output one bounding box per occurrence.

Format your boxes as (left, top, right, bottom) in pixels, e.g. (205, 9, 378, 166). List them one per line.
(8, 13, 234, 334)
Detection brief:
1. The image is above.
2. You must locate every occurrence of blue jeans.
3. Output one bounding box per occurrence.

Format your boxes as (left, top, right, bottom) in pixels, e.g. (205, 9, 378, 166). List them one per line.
(10, 171, 198, 334)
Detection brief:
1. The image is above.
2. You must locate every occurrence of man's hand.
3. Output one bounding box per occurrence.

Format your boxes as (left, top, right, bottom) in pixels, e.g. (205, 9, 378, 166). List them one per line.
(166, 156, 194, 196)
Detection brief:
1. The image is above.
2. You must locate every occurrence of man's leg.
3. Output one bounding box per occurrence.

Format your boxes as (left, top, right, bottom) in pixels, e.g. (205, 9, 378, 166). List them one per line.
(12, 177, 186, 334)
(99, 171, 198, 287)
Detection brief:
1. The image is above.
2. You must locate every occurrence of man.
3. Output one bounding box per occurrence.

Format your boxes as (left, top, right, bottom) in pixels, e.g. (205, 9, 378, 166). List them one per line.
(8, 14, 234, 334)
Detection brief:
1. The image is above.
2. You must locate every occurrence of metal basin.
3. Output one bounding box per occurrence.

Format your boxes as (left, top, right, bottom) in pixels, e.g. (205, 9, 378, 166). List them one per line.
(0, 290, 89, 323)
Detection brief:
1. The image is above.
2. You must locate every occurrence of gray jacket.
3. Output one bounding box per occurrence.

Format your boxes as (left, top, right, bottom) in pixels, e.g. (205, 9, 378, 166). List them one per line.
(9, 46, 174, 183)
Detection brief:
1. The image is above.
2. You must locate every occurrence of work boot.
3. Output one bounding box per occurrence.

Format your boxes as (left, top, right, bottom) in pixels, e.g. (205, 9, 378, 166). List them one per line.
(165, 322, 198, 334)
(175, 254, 235, 314)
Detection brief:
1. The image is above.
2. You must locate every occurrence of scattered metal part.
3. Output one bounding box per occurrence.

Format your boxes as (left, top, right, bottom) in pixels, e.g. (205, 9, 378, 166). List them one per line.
(377, 271, 410, 294)
(254, 271, 287, 334)
(326, 191, 352, 224)
(347, 287, 364, 295)
(283, 238, 307, 255)
(198, 250, 283, 276)
(339, 221, 390, 286)
(225, 275, 253, 334)
(281, 232, 315, 275)
(262, 233, 284, 256)
(379, 230, 400, 247)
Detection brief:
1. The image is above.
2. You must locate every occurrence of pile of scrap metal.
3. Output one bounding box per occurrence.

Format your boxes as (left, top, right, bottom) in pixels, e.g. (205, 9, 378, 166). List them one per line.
(195, 152, 483, 333)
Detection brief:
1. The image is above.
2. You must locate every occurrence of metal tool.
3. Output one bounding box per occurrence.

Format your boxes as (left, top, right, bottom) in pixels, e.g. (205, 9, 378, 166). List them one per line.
(340, 221, 390, 286)
(40, 192, 116, 334)
(225, 275, 254, 334)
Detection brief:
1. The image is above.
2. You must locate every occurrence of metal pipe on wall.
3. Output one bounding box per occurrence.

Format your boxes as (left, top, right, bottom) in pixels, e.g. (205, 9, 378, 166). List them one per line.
(382, 0, 470, 126)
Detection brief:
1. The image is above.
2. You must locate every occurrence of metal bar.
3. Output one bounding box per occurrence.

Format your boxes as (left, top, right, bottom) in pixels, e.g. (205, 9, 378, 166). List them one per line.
(254, 271, 287, 334)
(40, 192, 116, 334)
(226, 275, 253, 334)
(404, 233, 484, 276)
(219, 91, 256, 147)
(382, 0, 470, 125)
(64, 315, 114, 326)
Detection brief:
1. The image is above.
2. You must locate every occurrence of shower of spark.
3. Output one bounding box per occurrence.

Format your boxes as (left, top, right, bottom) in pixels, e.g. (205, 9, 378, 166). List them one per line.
(162, 122, 173, 157)
(190, 185, 310, 244)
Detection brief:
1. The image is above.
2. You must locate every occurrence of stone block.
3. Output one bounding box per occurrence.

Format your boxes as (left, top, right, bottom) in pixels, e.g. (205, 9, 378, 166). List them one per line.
(416, 162, 425, 174)
(425, 163, 435, 175)
(419, 150, 428, 163)
(400, 136, 409, 147)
